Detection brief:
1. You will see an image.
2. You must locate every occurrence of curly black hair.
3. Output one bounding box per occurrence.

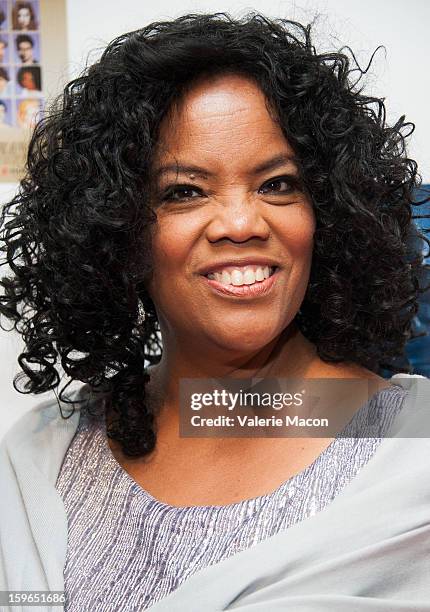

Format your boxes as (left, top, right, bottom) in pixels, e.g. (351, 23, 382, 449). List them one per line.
(1, 12, 429, 458)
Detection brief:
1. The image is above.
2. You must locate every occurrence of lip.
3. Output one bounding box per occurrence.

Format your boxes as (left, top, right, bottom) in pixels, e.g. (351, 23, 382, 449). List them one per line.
(198, 258, 281, 276)
(202, 267, 279, 298)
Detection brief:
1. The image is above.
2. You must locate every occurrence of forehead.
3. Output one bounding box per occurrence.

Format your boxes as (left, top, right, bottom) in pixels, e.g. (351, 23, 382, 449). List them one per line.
(155, 73, 292, 164)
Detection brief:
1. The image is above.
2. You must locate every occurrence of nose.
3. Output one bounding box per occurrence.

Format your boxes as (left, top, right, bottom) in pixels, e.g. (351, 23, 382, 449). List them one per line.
(205, 193, 271, 244)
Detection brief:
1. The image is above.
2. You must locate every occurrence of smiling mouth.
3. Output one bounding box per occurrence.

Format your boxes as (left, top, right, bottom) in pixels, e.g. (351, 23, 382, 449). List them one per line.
(205, 265, 277, 286)
(202, 266, 279, 298)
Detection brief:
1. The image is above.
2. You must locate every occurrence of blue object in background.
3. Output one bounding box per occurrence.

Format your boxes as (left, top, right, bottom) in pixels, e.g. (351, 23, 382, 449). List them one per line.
(405, 185, 430, 376)
(378, 185, 430, 378)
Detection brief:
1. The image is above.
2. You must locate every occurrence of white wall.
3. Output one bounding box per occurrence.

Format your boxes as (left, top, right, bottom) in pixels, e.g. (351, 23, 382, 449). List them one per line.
(1, 0, 429, 437)
(66, 0, 430, 179)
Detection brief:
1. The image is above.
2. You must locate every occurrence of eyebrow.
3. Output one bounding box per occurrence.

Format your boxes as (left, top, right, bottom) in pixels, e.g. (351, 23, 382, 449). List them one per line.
(153, 153, 299, 179)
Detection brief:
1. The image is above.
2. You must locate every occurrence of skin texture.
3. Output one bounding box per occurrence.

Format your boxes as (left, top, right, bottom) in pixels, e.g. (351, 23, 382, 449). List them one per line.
(148, 74, 316, 382)
(106, 73, 392, 506)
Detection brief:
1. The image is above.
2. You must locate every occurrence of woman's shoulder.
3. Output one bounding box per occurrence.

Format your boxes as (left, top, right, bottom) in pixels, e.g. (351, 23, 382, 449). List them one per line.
(0, 383, 111, 494)
(382, 373, 430, 438)
(390, 372, 429, 384)
(388, 372, 430, 403)
(316, 360, 429, 388)
(0, 384, 92, 456)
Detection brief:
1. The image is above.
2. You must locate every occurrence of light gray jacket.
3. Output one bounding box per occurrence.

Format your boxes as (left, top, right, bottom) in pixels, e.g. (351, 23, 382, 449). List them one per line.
(1, 373, 429, 611)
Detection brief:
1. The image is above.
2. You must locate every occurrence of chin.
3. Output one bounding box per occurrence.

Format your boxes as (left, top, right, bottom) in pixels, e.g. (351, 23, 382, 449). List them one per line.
(207, 324, 281, 354)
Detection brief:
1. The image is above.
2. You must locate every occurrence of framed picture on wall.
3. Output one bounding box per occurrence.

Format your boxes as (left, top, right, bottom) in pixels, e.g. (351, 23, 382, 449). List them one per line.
(0, 0, 67, 181)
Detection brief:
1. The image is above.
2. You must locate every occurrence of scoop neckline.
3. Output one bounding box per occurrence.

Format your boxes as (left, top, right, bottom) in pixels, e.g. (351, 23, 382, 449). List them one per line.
(94, 382, 407, 513)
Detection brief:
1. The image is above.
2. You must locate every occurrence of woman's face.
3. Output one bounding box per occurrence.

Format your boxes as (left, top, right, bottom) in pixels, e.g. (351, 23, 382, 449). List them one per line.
(17, 7, 31, 29)
(147, 73, 316, 354)
(18, 99, 39, 128)
(20, 70, 35, 89)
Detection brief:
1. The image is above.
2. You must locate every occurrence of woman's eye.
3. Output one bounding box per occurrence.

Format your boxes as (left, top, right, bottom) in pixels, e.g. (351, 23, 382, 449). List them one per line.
(259, 177, 295, 195)
(162, 185, 202, 202)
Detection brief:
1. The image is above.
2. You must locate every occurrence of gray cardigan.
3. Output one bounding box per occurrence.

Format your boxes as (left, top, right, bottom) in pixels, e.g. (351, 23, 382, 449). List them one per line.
(1, 373, 429, 612)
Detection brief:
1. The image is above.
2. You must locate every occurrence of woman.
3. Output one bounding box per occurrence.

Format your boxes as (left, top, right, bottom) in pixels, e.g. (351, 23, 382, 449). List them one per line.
(16, 65, 42, 95)
(16, 97, 41, 129)
(1, 12, 430, 612)
(12, 1, 38, 31)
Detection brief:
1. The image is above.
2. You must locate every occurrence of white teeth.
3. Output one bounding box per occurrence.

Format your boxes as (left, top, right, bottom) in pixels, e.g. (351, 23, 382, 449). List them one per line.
(231, 270, 244, 286)
(243, 269, 256, 284)
(255, 268, 264, 281)
(221, 270, 231, 284)
(207, 266, 275, 287)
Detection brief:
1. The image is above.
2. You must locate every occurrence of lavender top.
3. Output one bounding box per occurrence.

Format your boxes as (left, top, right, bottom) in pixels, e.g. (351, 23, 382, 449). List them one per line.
(55, 383, 408, 611)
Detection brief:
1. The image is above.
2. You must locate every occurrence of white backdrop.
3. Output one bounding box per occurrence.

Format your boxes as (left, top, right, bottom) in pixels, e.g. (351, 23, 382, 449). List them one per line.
(1, 0, 429, 438)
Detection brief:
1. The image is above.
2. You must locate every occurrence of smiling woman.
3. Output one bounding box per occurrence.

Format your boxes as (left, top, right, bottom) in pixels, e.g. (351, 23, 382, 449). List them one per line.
(147, 72, 316, 355)
(1, 11, 430, 612)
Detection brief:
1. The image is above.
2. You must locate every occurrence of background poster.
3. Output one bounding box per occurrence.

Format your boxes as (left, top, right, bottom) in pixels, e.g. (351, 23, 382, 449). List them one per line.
(0, 0, 67, 181)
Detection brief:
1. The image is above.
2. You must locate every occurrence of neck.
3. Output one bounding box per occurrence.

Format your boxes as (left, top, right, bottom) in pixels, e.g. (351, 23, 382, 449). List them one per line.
(146, 321, 319, 410)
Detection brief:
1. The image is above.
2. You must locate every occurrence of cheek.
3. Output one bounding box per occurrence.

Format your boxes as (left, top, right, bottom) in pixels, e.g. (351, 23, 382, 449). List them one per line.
(152, 215, 197, 265)
(146, 214, 202, 297)
(276, 206, 316, 260)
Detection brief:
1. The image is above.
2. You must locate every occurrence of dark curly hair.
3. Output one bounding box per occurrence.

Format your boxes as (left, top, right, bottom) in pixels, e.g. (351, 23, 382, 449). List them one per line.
(1, 12, 429, 458)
